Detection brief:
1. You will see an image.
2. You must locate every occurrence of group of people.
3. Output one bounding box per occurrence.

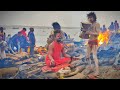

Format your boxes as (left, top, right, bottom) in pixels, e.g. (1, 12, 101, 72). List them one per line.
(1, 11, 117, 77)
(100, 20, 119, 33)
(45, 12, 100, 77)
(0, 27, 36, 59)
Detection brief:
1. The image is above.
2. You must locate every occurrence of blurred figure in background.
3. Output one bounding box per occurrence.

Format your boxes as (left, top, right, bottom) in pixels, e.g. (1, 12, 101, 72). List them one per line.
(28, 28, 36, 57)
(20, 28, 28, 40)
(0, 36, 7, 59)
(101, 25, 107, 33)
(0, 27, 6, 41)
(114, 20, 119, 32)
(11, 32, 22, 53)
(5, 34, 15, 54)
(108, 22, 114, 31)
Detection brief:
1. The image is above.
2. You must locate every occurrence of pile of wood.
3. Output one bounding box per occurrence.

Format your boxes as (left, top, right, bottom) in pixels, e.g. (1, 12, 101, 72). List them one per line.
(0, 67, 19, 78)
(56, 65, 86, 79)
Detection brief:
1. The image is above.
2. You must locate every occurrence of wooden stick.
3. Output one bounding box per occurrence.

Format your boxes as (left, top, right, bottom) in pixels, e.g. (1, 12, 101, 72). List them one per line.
(64, 73, 85, 79)
(27, 68, 41, 77)
(15, 58, 32, 65)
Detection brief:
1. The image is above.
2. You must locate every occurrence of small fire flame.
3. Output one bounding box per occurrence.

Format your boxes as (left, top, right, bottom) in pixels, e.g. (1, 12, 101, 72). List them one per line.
(98, 30, 110, 46)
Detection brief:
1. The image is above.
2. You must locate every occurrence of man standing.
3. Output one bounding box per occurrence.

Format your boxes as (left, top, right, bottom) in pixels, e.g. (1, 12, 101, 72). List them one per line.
(45, 30, 72, 67)
(0, 36, 7, 59)
(114, 20, 119, 32)
(101, 25, 107, 33)
(108, 22, 114, 31)
(0, 27, 6, 41)
(83, 12, 100, 77)
(28, 28, 36, 57)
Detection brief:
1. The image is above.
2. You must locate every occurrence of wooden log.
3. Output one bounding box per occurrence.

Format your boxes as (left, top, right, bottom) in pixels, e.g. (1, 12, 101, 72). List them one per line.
(64, 73, 85, 79)
(27, 68, 41, 78)
(63, 67, 79, 77)
(28, 62, 45, 66)
(43, 72, 58, 79)
(77, 65, 86, 72)
(15, 58, 32, 65)
(57, 65, 86, 78)
(0, 67, 19, 77)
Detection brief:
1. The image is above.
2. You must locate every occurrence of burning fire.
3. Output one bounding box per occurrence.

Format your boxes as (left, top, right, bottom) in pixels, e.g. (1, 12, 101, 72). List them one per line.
(97, 30, 110, 46)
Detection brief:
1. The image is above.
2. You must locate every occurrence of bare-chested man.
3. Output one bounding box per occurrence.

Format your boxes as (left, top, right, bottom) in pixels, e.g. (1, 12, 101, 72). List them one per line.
(84, 12, 100, 76)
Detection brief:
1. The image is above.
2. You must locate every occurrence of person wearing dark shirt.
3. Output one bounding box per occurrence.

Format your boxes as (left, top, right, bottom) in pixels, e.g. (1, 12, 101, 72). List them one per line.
(11, 32, 22, 52)
(28, 28, 36, 57)
(102, 25, 107, 33)
(114, 20, 119, 32)
(6, 34, 15, 54)
(19, 34, 29, 52)
(0, 27, 6, 41)
(108, 22, 114, 31)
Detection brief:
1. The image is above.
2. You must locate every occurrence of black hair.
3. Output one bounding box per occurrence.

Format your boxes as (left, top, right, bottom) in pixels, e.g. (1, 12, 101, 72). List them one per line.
(23, 28, 26, 31)
(52, 22, 61, 30)
(8, 34, 11, 36)
(0, 27, 4, 32)
(87, 12, 97, 21)
(29, 27, 34, 32)
(18, 32, 21, 34)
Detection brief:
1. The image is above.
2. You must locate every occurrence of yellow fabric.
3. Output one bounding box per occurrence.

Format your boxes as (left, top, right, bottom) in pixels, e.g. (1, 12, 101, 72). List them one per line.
(27, 46, 30, 54)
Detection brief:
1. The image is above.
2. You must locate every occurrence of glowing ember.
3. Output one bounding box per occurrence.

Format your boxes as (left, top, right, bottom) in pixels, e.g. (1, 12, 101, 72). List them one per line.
(98, 30, 110, 46)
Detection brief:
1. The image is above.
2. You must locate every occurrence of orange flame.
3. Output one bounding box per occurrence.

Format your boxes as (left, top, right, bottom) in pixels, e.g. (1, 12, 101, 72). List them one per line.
(98, 30, 110, 46)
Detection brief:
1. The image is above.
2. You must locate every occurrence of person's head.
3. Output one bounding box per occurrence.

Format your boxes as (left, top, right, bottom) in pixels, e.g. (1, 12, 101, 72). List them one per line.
(29, 28, 34, 32)
(115, 20, 117, 23)
(103, 25, 105, 27)
(87, 12, 97, 23)
(52, 22, 61, 31)
(0, 36, 2, 42)
(111, 22, 113, 25)
(8, 34, 11, 38)
(0, 27, 4, 33)
(18, 32, 22, 36)
(23, 28, 26, 31)
(54, 30, 62, 43)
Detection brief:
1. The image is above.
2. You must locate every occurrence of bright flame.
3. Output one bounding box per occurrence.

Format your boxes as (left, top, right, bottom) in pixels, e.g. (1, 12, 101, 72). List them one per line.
(98, 30, 110, 46)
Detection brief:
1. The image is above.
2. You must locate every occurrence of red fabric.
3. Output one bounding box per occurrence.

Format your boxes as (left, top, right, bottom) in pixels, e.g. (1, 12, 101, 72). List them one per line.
(20, 30, 28, 40)
(45, 41, 71, 67)
(88, 39, 98, 49)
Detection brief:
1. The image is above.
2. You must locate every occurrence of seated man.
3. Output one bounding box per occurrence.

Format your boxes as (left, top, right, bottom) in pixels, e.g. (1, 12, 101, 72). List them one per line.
(45, 30, 72, 67)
